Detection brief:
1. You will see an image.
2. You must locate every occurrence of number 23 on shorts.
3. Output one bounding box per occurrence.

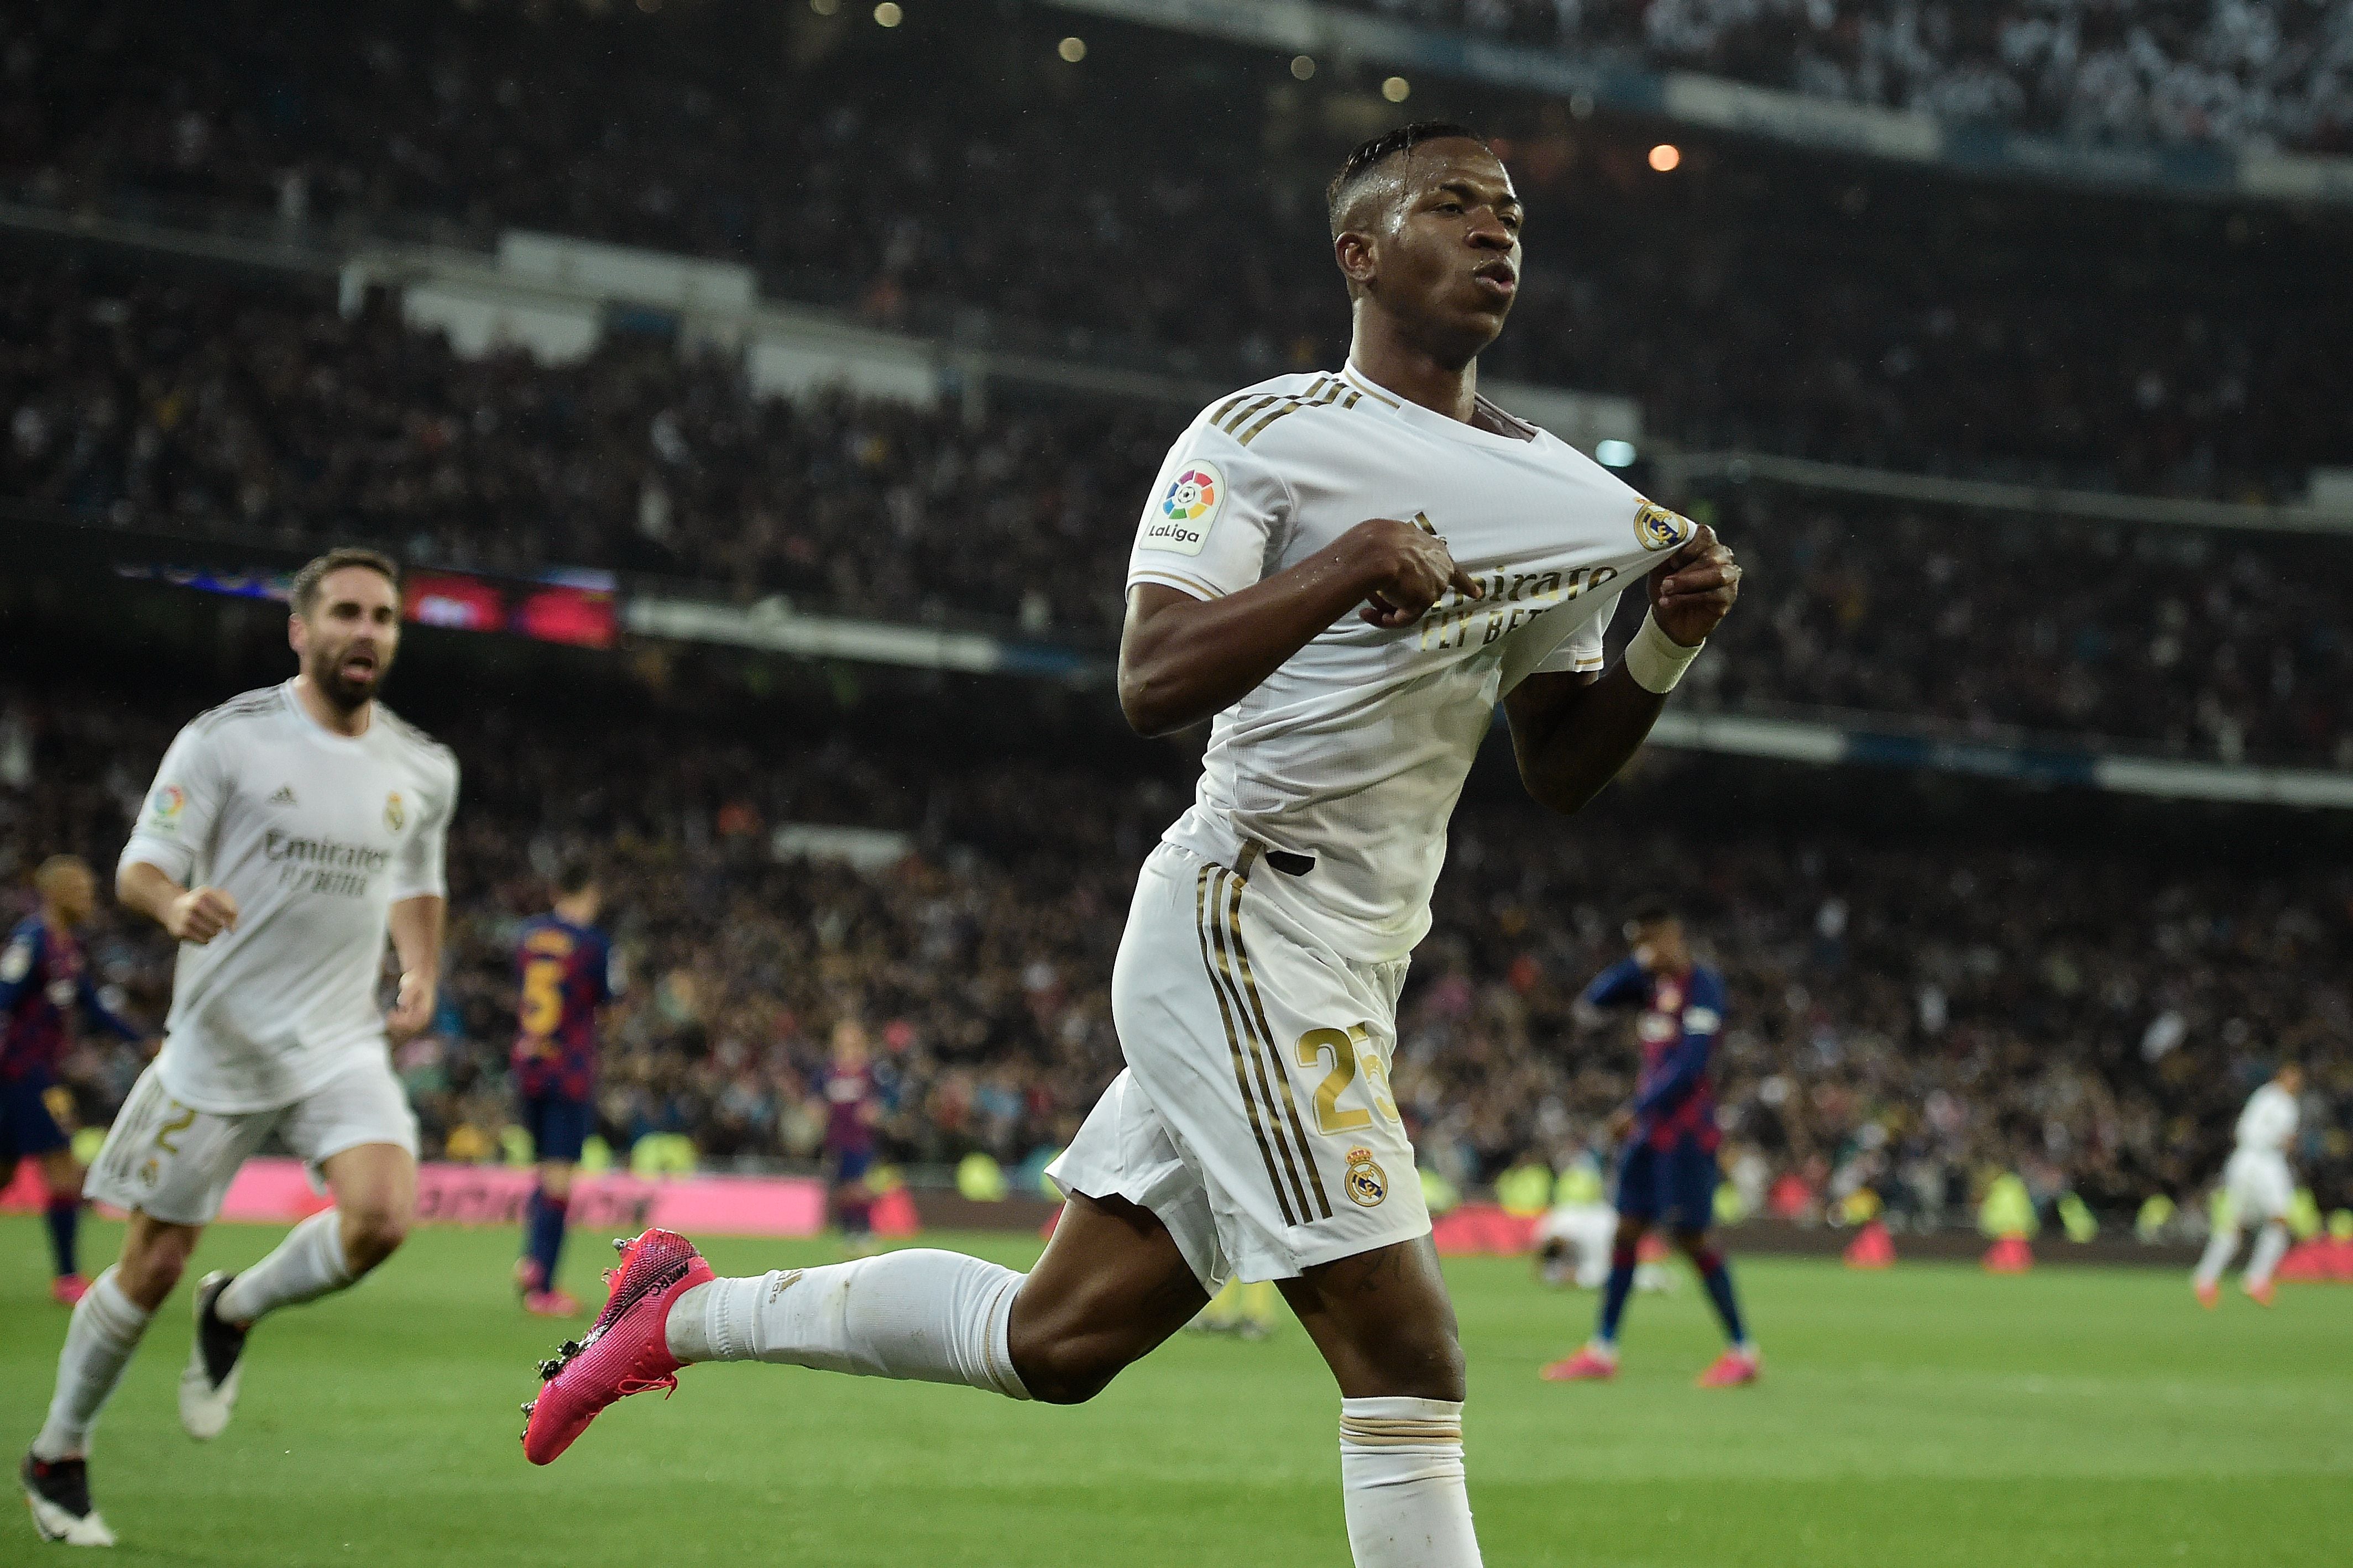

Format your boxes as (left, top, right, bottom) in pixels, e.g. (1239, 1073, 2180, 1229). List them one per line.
(1293, 1024, 1400, 1136)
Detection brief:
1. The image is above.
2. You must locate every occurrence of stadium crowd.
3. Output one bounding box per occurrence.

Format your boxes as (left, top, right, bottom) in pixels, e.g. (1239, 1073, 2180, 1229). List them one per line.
(4, 675, 2346, 1230)
(7, 264, 2349, 767)
(1345, 0, 2353, 152)
(6, 3, 2351, 497)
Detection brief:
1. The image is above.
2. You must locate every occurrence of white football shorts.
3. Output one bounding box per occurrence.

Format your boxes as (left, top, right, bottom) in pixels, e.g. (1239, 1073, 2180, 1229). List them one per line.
(2221, 1149, 2294, 1225)
(86, 1054, 419, 1225)
(1049, 843, 1429, 1289)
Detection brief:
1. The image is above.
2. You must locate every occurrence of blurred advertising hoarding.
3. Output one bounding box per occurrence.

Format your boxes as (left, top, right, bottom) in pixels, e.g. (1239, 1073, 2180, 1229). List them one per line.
(120, 562, 619, 650)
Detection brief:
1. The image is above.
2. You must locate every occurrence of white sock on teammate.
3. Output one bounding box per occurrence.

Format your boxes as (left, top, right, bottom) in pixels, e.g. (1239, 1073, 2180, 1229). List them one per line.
(2245, 1221, 2291, 1289)
(2192, 1223, 2241, 1289)
(32, 1268, 152, 1459)
(666, 1250, 1030, 1399)
(217, 1209, 355, 1324)
(1338, 1397, 1483, 1567)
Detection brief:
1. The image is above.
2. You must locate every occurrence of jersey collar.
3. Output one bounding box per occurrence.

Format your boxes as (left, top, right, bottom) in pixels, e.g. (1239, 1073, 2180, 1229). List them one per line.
(1341, 361, 1542, 452)
(281, 679, 370, 752)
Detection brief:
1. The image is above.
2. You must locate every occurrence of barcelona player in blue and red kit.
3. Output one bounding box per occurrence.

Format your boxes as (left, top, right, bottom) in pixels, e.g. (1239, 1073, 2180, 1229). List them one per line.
(2, 858, 143, 1305)
(1544, 899, 1758, 1386)
(511, 862, 618, 1318)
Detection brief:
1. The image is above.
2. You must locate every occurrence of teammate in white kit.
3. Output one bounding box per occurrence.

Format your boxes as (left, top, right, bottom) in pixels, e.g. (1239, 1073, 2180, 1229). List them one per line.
(2193, 1064, 2303, 1308)
(521, 124, 1741, 1568)
(22, 549, 457, 1547)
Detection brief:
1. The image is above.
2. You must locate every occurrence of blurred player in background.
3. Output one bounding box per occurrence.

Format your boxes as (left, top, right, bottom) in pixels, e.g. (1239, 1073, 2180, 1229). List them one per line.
(1189, 1278, 1283, 1339)
(2193, 1063, 2303, 1308)
(1, 856, 144, 1305)
(520, 123, 1740, 1568)
(1544, 900, 1758, 1387)
(21, 549, 457, 1548)
(1531, 1155, 1619, 1292)
(511, 861, 618, 1318)
(822, 1020, 881, 1256)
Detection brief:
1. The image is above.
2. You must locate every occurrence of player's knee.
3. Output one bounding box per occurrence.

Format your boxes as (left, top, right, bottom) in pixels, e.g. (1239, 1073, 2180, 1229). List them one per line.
(341, 1205, 410, 1269)
(1005, 1310, 1137, 1406)
(1389, 1324, 1468, 1402)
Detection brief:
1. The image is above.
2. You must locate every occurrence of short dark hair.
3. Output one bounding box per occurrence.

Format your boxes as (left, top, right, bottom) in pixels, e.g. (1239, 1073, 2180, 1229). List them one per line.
(555, 858, 598, 898)
(1624, 896, 1677, 930)
(290, 547, 400, 617)
(1327, 121, 1491, 235)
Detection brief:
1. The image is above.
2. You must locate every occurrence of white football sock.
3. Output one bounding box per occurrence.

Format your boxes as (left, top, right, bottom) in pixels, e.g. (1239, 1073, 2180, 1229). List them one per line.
(667, 1250, 1029, 1400)
(33, 1268, 152, 1460)
(2193, 1223, 2241, 1288)
(1338, 1396, 1483, 1568)
(217, 1210, 354, 1325)
(2245, 1221, 2291, 1288)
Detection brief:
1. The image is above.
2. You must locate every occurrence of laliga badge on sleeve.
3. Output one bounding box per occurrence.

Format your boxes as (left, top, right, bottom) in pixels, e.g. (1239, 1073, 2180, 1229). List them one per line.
(1142, 459, 1225, 557)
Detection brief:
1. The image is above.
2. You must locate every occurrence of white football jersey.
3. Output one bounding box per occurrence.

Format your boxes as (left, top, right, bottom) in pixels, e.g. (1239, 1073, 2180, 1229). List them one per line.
(2234, 1082, 2298, 1155)
(1129, 362, 1692, 962)
(119, 681, 459, 1113)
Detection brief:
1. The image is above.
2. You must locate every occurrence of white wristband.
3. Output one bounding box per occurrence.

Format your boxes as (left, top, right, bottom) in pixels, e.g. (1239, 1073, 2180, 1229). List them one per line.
(1622, 611, 1703, 695)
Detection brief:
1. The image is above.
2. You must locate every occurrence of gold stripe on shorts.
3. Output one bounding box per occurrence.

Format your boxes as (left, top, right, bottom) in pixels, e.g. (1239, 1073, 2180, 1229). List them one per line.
(1195, 863, 1299, 1228)
(1225, 872, 1332, 1218)
(1205, 867, 1321, 1226)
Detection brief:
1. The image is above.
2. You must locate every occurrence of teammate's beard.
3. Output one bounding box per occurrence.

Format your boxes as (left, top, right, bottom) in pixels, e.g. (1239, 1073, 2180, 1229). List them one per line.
(306, 642, 388, 714)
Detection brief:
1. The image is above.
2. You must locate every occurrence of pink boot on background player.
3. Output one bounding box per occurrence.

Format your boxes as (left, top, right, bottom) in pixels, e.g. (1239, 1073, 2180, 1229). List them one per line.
(1696, 1347, 1761, 1387)
(524, 1288, 584, 1319)
(522, 1229, 713, 1465)
(49, 1274, 89, 1307)
(1539, 1344, 1618, 1382)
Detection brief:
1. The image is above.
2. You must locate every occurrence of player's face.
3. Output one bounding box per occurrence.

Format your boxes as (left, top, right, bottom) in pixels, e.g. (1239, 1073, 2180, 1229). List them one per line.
(1358, 143, 1523, 360)
(43, 863, 97, 926)
(2278, 1065, 2303, 1095)
(1632, 918, 1687, 974)
(291, 568, 402, 712)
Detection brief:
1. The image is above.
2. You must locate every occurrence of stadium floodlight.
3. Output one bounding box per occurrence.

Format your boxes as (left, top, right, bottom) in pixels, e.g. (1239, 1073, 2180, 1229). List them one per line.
(873, 1, 901, 26)
(1649, 143, 1682, 172)
(1596, 440, 1638, 468)
(1291, 55, 1315, 81)
(1059, 36, 1086, 63)
(810, 0, 838, 12)
(1382, 76, 1411, 103)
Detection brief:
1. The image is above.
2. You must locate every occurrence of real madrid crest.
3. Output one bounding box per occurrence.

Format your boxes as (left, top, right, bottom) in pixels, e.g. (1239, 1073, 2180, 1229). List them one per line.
(1633, 499, 1696, 553)
(1343, 1147, 1388, 1208)
(384, 791, 406, 831)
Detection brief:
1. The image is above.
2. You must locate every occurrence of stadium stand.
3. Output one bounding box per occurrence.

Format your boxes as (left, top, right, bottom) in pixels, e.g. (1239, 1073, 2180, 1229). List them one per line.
(5, 2, 2351, 496)
(3, 669, 2345, 1229)
(8, 261, 2349, 765)
(1337, 0, 2353, 153)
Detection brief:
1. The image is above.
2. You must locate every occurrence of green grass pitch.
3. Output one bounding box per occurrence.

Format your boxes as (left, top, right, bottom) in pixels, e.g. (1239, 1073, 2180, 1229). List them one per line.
(4, 1215, 2346, 1566)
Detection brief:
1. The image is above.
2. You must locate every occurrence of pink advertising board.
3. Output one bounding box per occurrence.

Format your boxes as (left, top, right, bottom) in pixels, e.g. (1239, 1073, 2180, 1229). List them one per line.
(4, 1157, 827, 1239)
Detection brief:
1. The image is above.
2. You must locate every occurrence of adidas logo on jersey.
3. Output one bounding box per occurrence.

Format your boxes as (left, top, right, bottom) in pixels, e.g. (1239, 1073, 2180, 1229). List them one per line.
(269, 786, 298, 807)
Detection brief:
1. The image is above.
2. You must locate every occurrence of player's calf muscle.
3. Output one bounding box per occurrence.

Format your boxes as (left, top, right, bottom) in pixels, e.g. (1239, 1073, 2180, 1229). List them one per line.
(117, 1218, 199, 1309)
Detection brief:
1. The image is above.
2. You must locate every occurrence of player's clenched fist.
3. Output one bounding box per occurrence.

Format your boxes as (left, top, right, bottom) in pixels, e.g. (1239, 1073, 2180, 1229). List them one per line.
(1646, 522, 1742, 647)
(165, 886, 240, 945)
(385, 969, 437, 1044)
(1342, 516, 1487, 629)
